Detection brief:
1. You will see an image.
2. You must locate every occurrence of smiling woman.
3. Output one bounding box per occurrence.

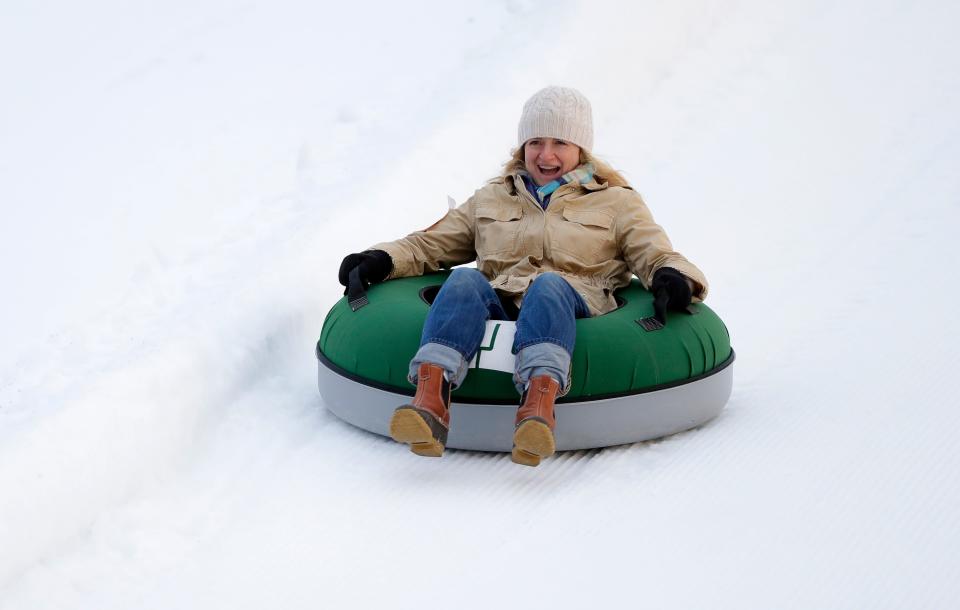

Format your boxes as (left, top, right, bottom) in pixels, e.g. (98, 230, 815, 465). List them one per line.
(336, 86, 711, 466)
(524, 138, 581, 185)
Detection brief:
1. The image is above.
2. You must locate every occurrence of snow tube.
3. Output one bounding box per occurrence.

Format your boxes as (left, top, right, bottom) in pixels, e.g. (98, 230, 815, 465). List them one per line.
(316, 271, 734, 451)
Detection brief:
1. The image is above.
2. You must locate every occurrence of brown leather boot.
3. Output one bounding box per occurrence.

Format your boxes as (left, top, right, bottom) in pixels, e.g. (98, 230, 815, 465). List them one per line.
(389, 363, 451, 457)
(511, 375, 560, 467)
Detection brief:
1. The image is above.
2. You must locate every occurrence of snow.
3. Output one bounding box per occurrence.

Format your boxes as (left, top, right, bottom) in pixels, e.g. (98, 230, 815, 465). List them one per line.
(2, 0, 959, 607)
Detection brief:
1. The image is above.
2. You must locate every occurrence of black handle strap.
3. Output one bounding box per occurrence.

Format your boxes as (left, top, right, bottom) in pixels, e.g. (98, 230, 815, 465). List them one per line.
(636, 287, 671, 332)
(653, 288, 670, 325)
(346, 266, 369, 312)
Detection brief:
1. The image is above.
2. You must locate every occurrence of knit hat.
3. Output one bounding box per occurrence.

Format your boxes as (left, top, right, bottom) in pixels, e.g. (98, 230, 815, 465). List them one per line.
(517, 86, 594, 151)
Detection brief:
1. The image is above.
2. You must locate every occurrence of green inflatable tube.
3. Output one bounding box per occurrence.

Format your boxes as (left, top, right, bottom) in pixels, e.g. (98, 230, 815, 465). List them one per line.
(316, 271, 734, 450)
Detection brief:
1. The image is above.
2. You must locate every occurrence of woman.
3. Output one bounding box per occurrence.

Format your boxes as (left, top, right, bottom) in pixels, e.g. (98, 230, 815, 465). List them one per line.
(338, 86, 708, 467)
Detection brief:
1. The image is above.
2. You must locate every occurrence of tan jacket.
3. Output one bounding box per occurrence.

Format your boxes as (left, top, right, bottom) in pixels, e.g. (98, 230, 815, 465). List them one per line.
(371, 172, 708, 316)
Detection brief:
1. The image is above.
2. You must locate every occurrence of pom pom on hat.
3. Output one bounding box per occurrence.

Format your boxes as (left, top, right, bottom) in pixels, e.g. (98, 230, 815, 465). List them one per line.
(517, 86, 593, 151)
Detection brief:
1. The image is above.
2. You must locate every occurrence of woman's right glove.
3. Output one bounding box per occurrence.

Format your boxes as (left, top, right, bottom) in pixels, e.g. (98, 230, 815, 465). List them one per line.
(338, 250, 393, 293)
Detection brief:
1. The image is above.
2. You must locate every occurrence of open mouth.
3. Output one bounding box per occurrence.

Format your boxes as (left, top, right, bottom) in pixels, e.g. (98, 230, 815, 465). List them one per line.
(538, 165, 561, 179)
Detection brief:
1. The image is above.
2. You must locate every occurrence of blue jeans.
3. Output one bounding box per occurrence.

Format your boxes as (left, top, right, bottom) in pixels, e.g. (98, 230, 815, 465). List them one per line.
(409, 268, 591, 394)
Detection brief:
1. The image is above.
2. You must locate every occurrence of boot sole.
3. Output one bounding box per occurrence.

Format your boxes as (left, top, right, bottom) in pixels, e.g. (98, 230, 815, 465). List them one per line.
(389, 408, 445, 457)
(511, 419, 556, 467)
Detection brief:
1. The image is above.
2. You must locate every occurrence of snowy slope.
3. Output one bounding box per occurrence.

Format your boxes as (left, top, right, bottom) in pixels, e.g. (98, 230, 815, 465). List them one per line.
(2, 1, 959, 608)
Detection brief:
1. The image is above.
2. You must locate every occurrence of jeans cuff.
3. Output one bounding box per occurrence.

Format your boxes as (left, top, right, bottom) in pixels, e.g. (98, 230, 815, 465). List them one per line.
(409, 342, 469, 389)
(513, 342, 572, 396)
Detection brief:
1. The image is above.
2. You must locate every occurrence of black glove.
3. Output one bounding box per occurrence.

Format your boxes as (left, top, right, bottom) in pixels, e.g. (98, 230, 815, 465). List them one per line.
(338, 250, 393, 293)
(650, 267, 692, 323)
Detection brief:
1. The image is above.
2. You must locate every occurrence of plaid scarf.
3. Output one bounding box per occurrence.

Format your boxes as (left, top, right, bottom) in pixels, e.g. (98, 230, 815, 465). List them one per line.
(536, 162, 595, 199)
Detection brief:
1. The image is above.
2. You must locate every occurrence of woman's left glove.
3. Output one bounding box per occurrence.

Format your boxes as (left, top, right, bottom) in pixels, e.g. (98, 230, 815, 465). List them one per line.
(650, 267, 692, 323)
(338, 250, 393, 292)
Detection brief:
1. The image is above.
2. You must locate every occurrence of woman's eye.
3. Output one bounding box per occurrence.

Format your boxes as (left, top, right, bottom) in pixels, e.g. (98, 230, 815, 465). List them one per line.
(529, 139, 541, 146)
(555, 140, 567, 146)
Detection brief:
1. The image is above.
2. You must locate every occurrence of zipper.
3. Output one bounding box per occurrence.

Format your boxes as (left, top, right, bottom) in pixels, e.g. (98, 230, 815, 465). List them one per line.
(512, 174, 553, 261)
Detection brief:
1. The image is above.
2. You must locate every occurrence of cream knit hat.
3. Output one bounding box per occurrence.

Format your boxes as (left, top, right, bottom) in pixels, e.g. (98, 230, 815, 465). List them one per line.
(517, 86, 594, 151)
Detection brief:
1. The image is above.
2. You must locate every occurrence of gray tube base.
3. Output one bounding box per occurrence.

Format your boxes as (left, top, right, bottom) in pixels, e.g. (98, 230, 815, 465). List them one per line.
(318, 356, 733, 452)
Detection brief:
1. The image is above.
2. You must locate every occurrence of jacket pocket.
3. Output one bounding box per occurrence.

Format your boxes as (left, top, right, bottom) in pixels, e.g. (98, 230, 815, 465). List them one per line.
(475, 204, 522, 255)
(561, 208, 614, 230)
(551, 207, 616, 264)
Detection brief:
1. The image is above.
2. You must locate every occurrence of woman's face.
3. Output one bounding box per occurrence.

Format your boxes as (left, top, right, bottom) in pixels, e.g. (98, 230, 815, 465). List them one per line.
(523, 138, 581, 186)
